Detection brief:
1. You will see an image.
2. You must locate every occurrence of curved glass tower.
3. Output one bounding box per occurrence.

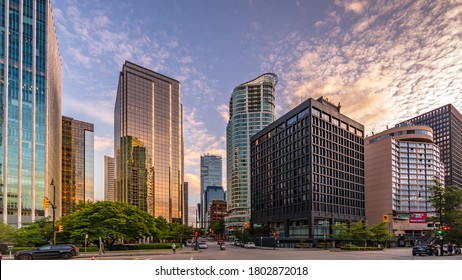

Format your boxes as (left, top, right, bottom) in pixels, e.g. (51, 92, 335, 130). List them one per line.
(226, 73, 277, 233)
(1, 0, 62, 227)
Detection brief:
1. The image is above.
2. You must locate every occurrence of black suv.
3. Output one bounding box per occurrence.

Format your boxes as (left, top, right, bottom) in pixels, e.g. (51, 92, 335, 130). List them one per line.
(412, 244, 437, 256)
(14, 244, 79, 260)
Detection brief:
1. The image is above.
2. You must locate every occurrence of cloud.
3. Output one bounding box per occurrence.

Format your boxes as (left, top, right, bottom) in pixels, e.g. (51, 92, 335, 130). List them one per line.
(64, 93, 114, 126)
(216, 104, 229, 123)
(265, 0, 462, 135)
(336, 0, 368, 14)
(94, 136, 114, 153)
(183, 108, 226, 167)
(68, 47, 91, 68)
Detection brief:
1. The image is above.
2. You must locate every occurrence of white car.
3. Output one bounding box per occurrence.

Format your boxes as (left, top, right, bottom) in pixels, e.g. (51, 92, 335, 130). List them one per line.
(244, 242, 256, 249)
(198, 242, 208, 249)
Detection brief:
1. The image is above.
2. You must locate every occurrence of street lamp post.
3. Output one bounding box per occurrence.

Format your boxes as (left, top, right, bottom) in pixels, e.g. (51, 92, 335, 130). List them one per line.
(50, 179, 57, 245)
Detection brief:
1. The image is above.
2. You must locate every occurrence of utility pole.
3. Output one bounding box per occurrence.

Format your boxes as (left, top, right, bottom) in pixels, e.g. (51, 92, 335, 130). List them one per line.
(50, 179, 57, 245)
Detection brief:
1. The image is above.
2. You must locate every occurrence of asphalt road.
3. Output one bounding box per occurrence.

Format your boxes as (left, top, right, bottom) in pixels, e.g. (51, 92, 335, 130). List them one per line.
(71, 241, 462, 260)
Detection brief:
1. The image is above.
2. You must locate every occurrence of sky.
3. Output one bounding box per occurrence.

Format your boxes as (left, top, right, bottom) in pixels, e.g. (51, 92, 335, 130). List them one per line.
(50, 0, 462, 223)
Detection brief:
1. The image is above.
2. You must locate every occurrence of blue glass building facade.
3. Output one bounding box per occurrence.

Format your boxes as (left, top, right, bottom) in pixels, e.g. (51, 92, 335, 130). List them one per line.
(199, 154, 222, 228)
(1, 0, 62, 227)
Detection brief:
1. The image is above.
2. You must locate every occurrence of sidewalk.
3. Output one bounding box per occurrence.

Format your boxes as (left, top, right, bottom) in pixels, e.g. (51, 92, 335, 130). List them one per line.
(74, 248, 194, 259)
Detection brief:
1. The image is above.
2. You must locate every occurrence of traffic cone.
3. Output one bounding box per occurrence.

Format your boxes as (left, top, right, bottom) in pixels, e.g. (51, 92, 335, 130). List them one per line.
(91, 256, 95, 260)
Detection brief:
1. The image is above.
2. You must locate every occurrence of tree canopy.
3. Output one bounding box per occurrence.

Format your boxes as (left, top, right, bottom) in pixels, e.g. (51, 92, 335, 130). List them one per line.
(428, 181, 462, 244)
(332, 221, 392, 246)
(59, 201, 157, 249)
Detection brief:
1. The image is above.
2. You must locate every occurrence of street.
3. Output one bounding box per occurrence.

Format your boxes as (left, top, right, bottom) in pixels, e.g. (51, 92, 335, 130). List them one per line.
(71, 241, 462, 260)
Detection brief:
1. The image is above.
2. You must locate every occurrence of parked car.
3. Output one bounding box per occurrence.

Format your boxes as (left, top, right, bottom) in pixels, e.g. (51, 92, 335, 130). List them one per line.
(244, 242, 256, 249)
(455, 245, 461, 254)
(442, 244, 461, 255)
(412, 244, 437, 256)
(14, 244, 79, 260)
(198, 242, 208, 249)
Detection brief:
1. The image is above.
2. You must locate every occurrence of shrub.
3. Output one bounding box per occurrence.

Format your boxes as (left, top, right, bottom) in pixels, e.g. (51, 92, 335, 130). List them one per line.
(340, 244, 384, 251)
(109, 243, 179, 251)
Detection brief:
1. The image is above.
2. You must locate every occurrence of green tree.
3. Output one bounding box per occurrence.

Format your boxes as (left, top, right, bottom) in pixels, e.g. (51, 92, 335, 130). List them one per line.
(153, 216, 170, 242)
(428, 181, 462, 244)
(369, 222, 393, 244)
(0, 223, 17, 245)
(332, 223, 353, 244)
(170, 223, 193, 244)
(350, 220, 372, 246)
(59, 201, 157, 249)
(15, 218, 53, 246)
(209, 220, 225, 237)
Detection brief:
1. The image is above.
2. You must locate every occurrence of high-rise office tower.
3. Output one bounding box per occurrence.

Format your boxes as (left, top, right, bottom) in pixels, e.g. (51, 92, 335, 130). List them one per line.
(104, 156, 115, 202)
(203, 185, 225, 229)
(397, 104, 462, 189)
(61, 116, 94, 215)
(251, 97, 365, 246)
(1, 0, 62, 226)
(226, 73, 277, 233)
(200, 154, 222, 227)
(114, 61, 184, 223)
(365, 125, 443, 238)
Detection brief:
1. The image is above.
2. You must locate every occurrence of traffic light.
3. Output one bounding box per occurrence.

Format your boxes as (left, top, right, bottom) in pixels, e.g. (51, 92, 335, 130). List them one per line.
(383, 214, 389, 223)
(43, 197, 50, 209)
(58, 225, 64, 232)
(436, 227, 443, 235)
(273, 231, 277, 238)
(243, 222, 249, 229)
(194, 231, 198, 236)
(442, 226, 451, 231)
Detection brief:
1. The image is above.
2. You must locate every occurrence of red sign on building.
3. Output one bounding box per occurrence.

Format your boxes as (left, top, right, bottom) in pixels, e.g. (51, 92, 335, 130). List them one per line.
(409, 212, 427, 223)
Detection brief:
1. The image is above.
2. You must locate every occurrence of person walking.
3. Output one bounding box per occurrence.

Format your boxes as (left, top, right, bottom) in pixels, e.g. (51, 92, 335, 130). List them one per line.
(171, 243, 176, 254)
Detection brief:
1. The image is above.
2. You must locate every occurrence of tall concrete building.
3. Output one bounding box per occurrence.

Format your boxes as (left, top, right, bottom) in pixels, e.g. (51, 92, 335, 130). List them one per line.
(200, 154, 222, 227)
(226, 73, 277, 234)
(1, 0, 62, 226)
(62, 116, 94, 215)
(114, 61, 184, 223)
(209, 200, 227, 226)
(365, 126, 443, 239)
(251, 97, 365, 246)
(397, 104, 462, 189)
(104, 156, 115, 202)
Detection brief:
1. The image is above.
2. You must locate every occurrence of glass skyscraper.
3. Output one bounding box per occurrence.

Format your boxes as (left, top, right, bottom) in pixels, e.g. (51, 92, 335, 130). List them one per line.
(104, 155, 115, 202)
(61, 116, 94, 215)
(226, 73, 277, 233)
(114, 61, 184, 223)
(1, 0, 62, 227)
(200, 154, 222, 228)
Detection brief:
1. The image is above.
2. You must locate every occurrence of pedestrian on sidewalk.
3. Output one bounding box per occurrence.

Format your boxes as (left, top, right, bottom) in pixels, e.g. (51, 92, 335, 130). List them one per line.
(171, 243, 176, 254)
